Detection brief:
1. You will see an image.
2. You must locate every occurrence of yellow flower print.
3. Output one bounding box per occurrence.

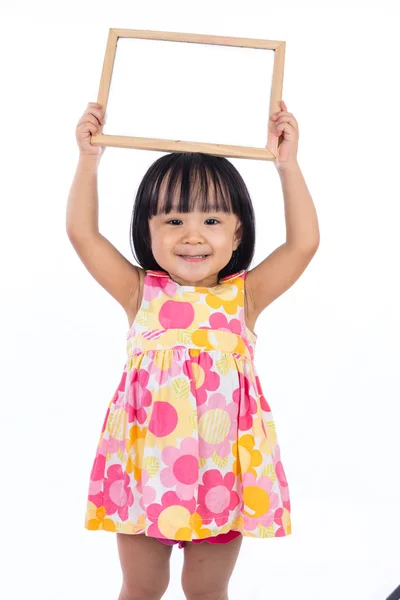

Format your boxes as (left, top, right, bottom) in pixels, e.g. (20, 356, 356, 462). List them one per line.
(232, 434, 263, 480)
(142, 291, 211, 348)
(145, 291, 208, 330)
(118, 513, 147, 534)
(158, 509, 242, 541)
(189, 512, 212, 539)
(252, 412, 275, 455)
(217, 514, 244, 535)
(198, 277, 244, 316)
(85, 501, 117, 531)
(126, 424, 147, 480)
(191, 328, 247, 354)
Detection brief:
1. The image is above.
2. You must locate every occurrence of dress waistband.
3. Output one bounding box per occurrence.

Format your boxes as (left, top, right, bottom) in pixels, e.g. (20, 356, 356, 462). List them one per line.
(126, 328, 253, 360)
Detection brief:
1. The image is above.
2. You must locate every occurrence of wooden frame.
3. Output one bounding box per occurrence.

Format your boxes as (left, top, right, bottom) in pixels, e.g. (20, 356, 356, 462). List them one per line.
(91, 29, 286, 161)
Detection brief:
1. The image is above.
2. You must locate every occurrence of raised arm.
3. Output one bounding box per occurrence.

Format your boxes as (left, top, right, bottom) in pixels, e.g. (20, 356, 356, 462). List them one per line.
(246, 161, 320, 318)
(66, 155, 141, 319)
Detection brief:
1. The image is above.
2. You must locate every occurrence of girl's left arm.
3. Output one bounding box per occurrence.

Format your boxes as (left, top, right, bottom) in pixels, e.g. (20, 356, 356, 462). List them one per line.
(246, 101, 320, 317)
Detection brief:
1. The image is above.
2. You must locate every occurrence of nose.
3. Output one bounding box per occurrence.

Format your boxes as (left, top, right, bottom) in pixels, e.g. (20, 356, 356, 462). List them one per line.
(181, 226, 206, 244)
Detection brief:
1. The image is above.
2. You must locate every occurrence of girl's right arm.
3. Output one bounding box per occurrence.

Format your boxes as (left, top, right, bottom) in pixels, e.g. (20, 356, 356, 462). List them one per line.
(66, 103, 141, 322)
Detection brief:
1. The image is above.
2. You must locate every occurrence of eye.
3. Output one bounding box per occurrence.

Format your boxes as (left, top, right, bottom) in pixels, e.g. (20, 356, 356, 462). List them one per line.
(166, 218, 220, 225)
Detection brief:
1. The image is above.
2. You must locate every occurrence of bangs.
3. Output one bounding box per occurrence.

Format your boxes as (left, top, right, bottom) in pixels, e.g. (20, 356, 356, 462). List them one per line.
(148, 153, 235, 217)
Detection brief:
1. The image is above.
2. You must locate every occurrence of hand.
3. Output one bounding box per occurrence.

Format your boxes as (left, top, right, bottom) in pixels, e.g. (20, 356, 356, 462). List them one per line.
(75, 102, 106, 159)
(269, 100, 299, 169)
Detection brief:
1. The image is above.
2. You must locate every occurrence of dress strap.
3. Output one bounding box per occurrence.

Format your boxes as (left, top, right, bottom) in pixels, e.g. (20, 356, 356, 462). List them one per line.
(145, 269, 169, 278)
(219, 270, 246, 283)
(145, 269, 246, 283)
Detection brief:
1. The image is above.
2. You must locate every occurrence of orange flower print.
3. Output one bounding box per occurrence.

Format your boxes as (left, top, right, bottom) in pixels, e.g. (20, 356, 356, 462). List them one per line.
(232, 434, 263, 480)
(200, 277, 245, 316)
(242, 471, 280, 531)
(126, 423, 152, 484)
(85, 502, 117, 531)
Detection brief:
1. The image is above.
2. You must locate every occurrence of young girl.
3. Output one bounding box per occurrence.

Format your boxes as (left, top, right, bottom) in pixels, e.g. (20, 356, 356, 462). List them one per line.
(67, 100, 319, 600)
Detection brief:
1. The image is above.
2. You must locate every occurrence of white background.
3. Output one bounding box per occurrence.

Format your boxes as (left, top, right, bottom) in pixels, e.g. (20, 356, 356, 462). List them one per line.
(1, 1, 399, 599)
(102, 36, 276, 148)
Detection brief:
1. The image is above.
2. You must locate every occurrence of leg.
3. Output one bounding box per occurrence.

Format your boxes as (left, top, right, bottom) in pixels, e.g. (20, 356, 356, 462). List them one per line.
(116, 533, 173, 600)
(181, 534, 243, 600)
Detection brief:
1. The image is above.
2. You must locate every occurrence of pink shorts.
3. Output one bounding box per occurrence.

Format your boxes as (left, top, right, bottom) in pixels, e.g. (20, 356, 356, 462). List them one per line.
(154, 530, 241, 549)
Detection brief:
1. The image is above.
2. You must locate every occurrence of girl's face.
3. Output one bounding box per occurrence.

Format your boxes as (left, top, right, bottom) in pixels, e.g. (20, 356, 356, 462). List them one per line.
(148, 199, 242, 288)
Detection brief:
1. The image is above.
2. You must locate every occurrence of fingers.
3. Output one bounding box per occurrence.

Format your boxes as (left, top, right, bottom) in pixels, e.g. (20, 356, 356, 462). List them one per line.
(83, 121, 100, 136)
(78, 102, 105, 127)
(89, 102, 106, 122)
(273, 113, 298, 132)
(271, 111, 296, 122)
(77, 114, 100, 129)
(274, 121, 295, 136)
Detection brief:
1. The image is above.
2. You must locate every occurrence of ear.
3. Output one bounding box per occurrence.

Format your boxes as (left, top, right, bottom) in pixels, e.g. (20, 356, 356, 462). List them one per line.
(234, 223, 243, 250)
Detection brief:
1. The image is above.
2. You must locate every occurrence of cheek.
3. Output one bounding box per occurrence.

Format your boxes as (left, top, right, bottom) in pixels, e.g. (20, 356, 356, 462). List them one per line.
(212, 232, 233, 249)
(150, 231, 174, 253)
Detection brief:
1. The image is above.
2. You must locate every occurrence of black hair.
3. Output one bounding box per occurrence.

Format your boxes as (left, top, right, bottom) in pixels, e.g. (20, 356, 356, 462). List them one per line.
(130, 152, 255, 280)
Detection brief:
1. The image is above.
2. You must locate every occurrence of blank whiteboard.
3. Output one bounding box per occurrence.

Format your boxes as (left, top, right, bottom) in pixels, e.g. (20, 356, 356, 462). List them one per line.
(91, 29, 286, 161)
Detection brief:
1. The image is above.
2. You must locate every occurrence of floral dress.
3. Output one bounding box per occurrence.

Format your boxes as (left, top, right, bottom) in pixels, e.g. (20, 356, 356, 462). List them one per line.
(84, 268, 292, 541)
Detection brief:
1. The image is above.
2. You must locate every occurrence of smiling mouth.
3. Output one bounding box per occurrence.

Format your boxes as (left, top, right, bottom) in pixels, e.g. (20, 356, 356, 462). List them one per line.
(178, 255, 210, 261)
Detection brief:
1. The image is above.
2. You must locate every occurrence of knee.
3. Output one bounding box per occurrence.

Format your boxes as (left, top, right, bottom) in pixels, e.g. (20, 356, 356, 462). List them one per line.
(118, 577, 170, 600)
(181, 584, 228, 600)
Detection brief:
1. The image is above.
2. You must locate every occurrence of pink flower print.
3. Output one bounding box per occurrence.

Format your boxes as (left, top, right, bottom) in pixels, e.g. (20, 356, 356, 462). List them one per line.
(183, 352, 220, 407)
(160, 438, 199, 501)
(159, 300, 195, 329)
(208, 312, 242, 335)
(144, 275, 177, 301)
(197, 470, 240, 526)
(97, 432, 113, 459)
(128, 368, 152, 424)
(233, 372, 258, 431)
(137, 469, 157, 510)
(273, 506, 291, 536)
(100, 406, 110, 434)
(255, 375, 271, 413)
(103, 464, 134, 521)
(111, 370, 127, 405)
(88, 452, 106, 505)
(197, 393, 237, 459)
(103, 435, 125, 455)
(241, 471, 279, 531)
(271, 443, 290, 510)
(146, 491, 197, 539)
(146, 349, 182, 385)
